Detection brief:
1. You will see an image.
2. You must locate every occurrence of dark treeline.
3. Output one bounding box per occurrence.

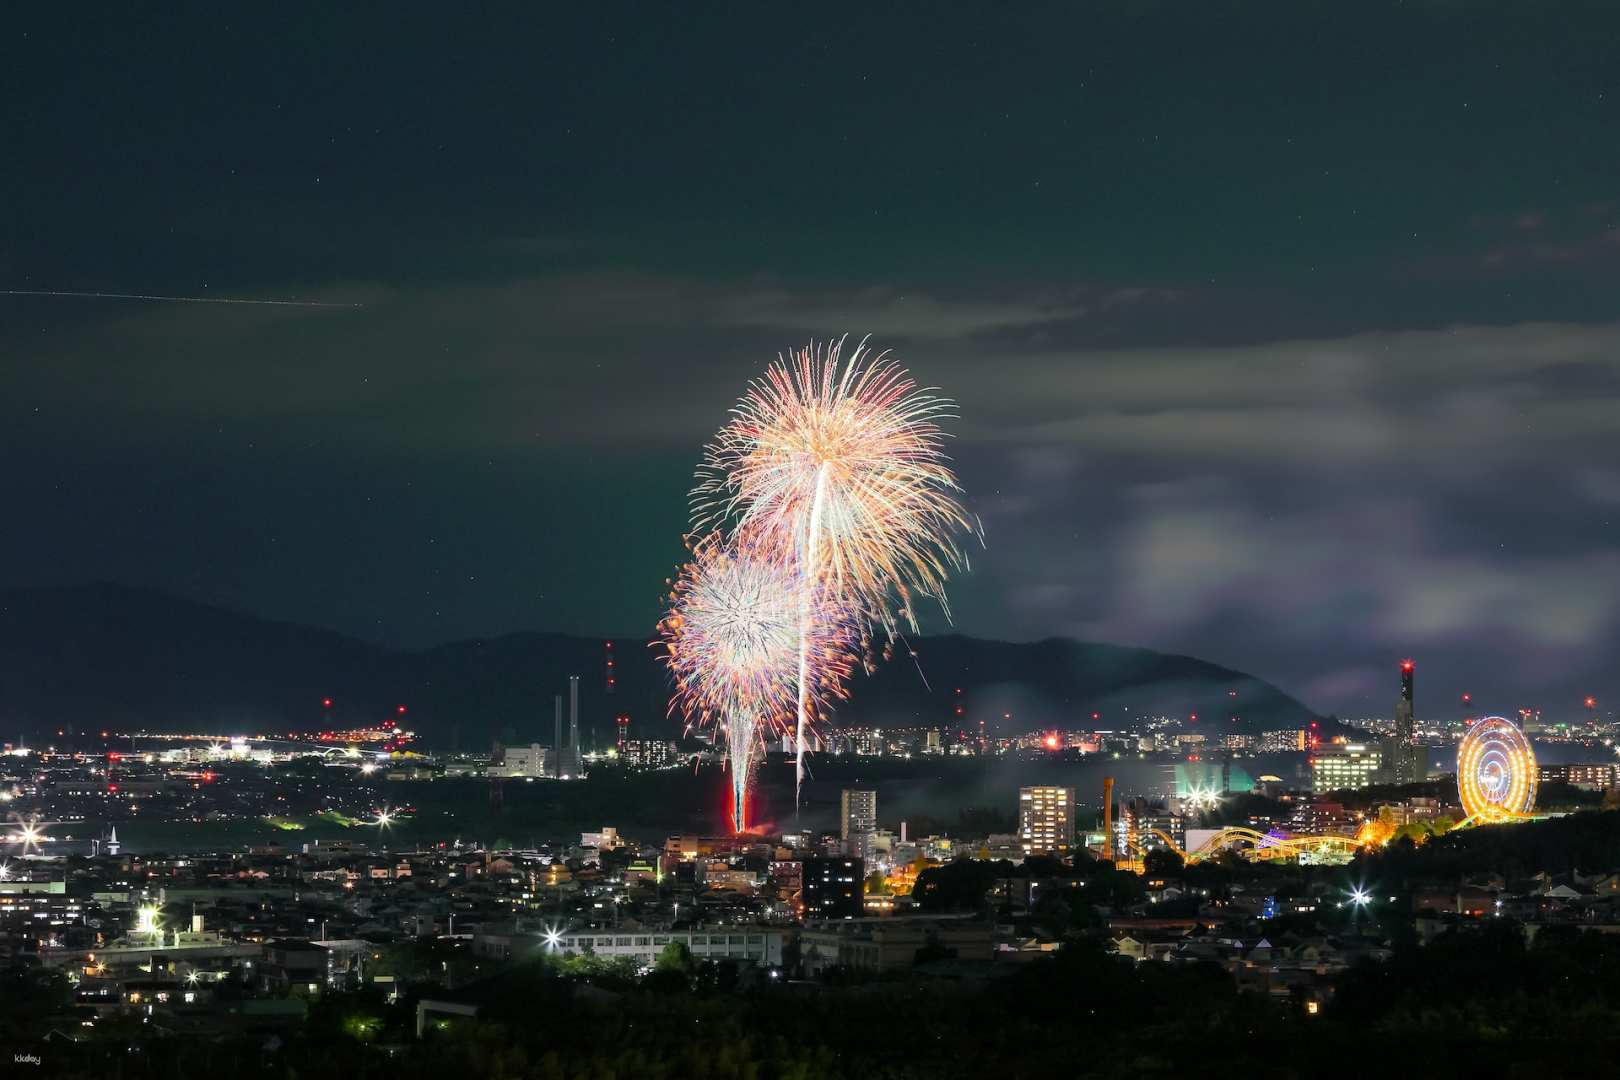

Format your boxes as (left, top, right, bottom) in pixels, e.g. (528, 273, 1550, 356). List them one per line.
(10, 928, 1620, 1079)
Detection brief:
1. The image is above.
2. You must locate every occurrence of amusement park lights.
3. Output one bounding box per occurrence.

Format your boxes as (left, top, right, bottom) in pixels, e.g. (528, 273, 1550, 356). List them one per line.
(1457, 715, 1538, 823)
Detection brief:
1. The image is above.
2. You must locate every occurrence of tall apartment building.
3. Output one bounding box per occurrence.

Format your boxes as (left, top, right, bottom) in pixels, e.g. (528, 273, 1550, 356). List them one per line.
(1017, 786, 1076, 857)
(841, 789, 878, 840)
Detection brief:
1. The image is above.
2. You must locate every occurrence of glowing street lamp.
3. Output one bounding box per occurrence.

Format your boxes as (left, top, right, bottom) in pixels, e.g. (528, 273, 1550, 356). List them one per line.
(1349, 887, 1371, 906)
(10, 816, 46, 853)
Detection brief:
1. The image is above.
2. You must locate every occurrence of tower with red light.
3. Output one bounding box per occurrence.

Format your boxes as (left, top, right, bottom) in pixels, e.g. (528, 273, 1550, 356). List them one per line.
(1390, 659, 1420, 784)
(604, 641, 616, 695)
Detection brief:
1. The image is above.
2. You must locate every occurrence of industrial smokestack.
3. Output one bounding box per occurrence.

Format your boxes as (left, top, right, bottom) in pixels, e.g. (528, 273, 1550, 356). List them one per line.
(569, 675, 580, 775)
(554, 694, 563, 778)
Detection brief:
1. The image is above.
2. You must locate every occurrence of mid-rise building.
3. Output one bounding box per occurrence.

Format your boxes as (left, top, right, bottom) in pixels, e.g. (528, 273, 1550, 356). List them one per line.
(1539, 763, 1618, 791)
(489, 744, 548, 778)
(1121, 797, 1184, 855)
(1017, 786, 1076, 857)
(802, 857, 864, 920)
(1312, 744, 1382, 792)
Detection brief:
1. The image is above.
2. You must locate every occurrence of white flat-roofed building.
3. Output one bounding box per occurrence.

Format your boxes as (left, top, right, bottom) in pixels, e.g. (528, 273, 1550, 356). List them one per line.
(474, 925, 784, 967)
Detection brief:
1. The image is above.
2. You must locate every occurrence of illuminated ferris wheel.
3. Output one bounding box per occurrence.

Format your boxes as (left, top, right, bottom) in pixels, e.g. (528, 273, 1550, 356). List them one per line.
(1457, 715, 1538, 822)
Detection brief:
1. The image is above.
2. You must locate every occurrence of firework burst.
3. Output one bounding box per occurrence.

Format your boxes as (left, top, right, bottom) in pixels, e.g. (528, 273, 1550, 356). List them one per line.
(691, 336, 979, 806)
(659, 534, 854, 832)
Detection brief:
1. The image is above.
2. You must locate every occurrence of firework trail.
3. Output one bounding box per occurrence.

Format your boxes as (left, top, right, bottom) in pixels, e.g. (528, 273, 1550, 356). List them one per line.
(658, 533, 855, 833)
(692, 336, 979, 811)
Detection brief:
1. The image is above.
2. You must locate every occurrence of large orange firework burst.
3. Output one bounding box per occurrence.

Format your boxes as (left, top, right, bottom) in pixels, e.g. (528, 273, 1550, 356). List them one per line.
(658, 533, 855, 833)
(691, 336, 979, 807)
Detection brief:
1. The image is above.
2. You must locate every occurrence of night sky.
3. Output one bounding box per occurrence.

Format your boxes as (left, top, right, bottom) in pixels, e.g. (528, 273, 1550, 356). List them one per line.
(4, 5, 1619, 720)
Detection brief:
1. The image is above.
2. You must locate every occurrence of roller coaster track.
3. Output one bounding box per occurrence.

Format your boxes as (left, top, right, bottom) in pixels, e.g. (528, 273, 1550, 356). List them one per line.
(1135, 826, 1374, 864)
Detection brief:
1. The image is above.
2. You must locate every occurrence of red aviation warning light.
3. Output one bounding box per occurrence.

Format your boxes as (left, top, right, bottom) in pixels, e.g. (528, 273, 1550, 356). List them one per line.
(1401, 659, 1414, 672)
(1585, 696, 1598, 709)
(605, 640, 616, 694)
(322, 697, 333, 708)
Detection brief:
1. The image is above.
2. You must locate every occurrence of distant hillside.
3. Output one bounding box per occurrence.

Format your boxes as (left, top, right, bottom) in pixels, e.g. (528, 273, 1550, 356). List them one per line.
(0, 583, 1323, 746)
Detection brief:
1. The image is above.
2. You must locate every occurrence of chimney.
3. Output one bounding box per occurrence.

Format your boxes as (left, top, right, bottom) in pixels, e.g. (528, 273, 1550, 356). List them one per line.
(569, 675, 580, 773)
(554, 695, 563, 777)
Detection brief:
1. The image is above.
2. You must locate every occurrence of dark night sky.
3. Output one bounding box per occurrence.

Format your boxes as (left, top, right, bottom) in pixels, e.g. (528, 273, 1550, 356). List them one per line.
(3, 4, 1619, 720)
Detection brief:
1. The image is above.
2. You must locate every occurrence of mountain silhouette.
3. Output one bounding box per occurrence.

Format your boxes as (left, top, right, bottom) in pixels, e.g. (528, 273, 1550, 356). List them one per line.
(0, 583, 1324, 746)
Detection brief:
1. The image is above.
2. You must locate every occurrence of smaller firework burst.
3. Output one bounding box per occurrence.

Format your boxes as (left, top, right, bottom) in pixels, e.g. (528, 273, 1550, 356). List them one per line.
(659, 533, 855, 832)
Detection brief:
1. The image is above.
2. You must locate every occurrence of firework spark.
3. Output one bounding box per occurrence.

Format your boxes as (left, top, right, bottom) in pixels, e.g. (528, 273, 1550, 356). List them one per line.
(692, 336, 978, 807)
(659, 534, 854, 833)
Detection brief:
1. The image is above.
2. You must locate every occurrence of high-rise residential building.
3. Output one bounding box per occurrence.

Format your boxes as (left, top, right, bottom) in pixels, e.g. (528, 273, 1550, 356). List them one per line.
(841, 789, 878, 840)
(1312, 743, 1383, 791)
(1018, 786, 1076, 857)
(801, 856, 864, 920)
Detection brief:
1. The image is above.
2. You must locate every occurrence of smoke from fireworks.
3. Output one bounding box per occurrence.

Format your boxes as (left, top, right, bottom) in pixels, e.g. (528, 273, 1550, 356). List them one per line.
(691, 336, 979, 808)
(659, 533, 855, 833)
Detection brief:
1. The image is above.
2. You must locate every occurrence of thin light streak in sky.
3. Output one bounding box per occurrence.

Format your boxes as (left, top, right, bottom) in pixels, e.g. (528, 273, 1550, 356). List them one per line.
(2, 289, 360, 308)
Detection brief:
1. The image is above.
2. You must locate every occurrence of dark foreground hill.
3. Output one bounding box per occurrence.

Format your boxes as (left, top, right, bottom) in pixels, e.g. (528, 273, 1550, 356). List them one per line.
(0, 583, 1322, 745)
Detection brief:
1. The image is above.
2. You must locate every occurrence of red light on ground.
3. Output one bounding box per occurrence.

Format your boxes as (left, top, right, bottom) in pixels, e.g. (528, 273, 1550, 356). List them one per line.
(108, 752, 121, 762)
(107, 784, 118, 792)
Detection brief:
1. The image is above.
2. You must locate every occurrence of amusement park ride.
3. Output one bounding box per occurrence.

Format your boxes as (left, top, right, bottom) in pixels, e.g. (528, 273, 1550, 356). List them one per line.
(1111, 713, 1541, 871)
